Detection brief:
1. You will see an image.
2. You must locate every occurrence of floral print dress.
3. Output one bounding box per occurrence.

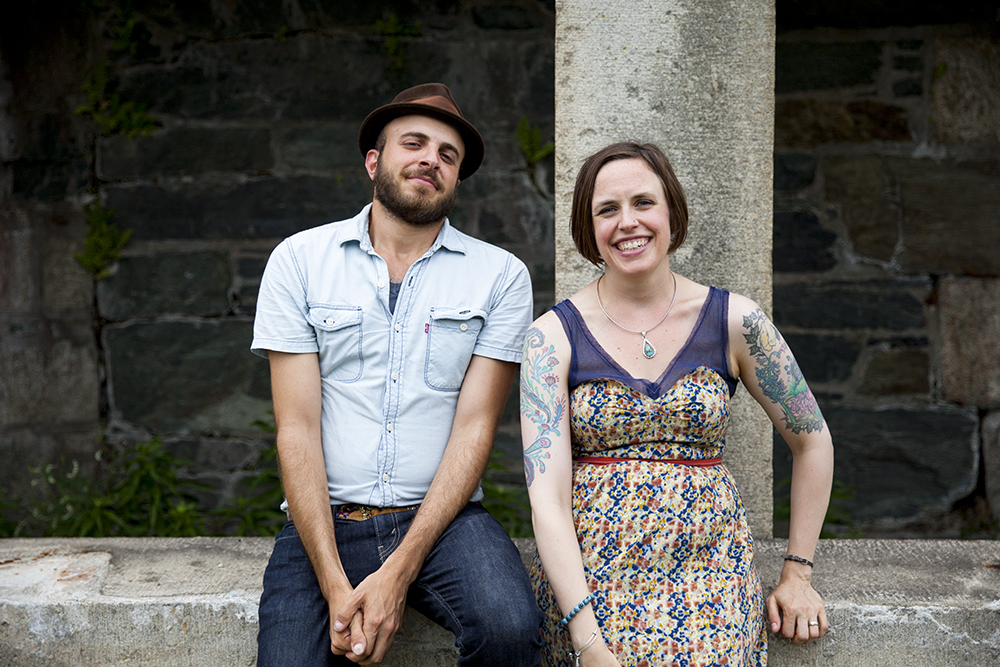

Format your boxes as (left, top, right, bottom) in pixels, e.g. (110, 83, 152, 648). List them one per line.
(530, 288, 766, 667)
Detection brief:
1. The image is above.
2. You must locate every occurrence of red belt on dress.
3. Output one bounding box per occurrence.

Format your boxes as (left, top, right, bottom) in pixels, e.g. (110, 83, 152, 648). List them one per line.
(574, 456, 722, 467)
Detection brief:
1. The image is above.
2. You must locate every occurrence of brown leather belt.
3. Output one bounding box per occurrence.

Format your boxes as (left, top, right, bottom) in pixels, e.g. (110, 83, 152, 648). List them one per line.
(335, 503, 420, 521)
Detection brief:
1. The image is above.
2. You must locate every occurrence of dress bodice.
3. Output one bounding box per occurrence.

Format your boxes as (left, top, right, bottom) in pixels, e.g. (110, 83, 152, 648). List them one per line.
(552, 287, 738, 461)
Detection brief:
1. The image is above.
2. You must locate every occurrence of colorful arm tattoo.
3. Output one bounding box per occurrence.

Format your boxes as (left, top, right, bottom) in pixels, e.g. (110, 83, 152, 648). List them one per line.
(519, 327, 567, 487)
(742, 309, 825, 435)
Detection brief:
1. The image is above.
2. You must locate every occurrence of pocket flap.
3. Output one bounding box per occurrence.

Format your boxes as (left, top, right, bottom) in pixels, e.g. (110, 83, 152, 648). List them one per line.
(308, 306, 363, 332)
(428, 307, 488, 323)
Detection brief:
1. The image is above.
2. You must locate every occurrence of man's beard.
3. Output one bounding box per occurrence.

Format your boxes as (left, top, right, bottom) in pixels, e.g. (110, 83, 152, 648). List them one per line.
(373, 162, 457, 226)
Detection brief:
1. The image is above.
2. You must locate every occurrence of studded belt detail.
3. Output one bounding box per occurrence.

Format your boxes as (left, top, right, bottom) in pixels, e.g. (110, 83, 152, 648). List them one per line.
(335, 503, 420, 521)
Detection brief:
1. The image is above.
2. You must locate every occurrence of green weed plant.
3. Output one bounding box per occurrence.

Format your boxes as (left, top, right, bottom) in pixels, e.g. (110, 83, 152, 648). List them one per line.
(23, 439, 205, 537)
(75, 201, 131, 279)
(75, 63, 158, 138)
(516, 116, 554, 170)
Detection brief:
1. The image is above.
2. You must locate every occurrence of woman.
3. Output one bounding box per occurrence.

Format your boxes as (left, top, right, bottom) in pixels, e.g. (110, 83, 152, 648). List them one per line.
(520, 142, 833, 666)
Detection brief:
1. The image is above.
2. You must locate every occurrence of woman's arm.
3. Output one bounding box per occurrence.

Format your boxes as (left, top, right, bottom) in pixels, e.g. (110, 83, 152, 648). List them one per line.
(728, 294, 835, 645)
(520, 314, 620, 666)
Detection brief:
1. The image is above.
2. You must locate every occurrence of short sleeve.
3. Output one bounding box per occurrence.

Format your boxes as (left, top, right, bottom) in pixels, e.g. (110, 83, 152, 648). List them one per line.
(251, 240, 320, 358)
(472, 255, 534, 363)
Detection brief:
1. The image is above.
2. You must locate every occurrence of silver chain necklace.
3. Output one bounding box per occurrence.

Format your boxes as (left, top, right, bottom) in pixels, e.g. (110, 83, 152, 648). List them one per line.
(595, 271, 677, 359)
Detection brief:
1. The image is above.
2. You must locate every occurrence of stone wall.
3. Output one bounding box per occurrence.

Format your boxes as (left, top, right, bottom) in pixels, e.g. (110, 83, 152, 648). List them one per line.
(0, 1, 555, 514)
(771, 18, 1000, 534)
(2, 1, 999, 538)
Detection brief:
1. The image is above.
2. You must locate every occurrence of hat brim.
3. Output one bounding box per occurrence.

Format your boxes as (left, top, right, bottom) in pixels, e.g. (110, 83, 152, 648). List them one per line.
(358, 103, 485, 180)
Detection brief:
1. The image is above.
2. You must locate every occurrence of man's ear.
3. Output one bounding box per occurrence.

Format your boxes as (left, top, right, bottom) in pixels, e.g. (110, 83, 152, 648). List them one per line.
(365, 149, 379, 180)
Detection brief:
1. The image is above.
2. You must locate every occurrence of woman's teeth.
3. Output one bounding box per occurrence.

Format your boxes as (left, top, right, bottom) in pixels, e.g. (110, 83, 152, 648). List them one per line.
(617, 238, 648, 251)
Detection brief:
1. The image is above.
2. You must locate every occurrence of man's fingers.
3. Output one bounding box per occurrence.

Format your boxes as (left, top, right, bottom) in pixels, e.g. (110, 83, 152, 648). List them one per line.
(350, 611, 368, 658)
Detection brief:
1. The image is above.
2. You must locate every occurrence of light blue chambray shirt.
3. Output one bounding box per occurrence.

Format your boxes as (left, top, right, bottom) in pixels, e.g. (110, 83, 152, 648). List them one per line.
(251, 204, 533, 508)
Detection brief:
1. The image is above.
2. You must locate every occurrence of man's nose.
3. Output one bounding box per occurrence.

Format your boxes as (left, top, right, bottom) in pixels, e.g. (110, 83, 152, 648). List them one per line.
(418, 148, 439, 170)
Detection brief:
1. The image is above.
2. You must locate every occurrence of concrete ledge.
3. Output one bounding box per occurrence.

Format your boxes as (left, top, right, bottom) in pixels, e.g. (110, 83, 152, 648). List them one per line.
(1, 538, 998, 666)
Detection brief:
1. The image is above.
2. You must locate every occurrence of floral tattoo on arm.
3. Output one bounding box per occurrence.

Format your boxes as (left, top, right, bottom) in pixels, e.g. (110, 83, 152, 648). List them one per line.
(520, 327, 567, 487)
(743, 309, 824, 434)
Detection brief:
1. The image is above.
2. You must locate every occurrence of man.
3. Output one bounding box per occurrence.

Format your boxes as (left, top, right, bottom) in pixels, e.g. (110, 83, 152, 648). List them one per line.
(252, 83, 542, 666)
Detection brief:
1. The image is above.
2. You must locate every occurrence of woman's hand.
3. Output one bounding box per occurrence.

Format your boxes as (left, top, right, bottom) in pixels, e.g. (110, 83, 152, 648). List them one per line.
(766, 564, 828, 644)
(579, 640, 622, 667)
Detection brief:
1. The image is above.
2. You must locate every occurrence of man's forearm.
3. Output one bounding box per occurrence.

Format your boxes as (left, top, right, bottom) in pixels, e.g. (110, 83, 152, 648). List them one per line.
(279, 429, 353, 601)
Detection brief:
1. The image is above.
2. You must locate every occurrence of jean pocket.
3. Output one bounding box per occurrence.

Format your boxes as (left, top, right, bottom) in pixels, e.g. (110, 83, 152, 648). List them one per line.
(424, 307, 486, 391)
(308, 305, 364, 382)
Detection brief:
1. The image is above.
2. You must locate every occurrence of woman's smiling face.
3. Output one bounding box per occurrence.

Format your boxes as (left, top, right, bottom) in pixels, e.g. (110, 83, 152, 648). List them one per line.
(591, 158, 672, 276)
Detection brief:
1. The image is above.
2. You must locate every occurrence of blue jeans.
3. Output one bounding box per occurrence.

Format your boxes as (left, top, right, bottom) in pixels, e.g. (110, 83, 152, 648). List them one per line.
(257, 503, 542, 666)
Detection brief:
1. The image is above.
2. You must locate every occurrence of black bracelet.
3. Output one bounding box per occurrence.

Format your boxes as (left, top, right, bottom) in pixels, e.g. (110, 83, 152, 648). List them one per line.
(783, 554, 814, 568)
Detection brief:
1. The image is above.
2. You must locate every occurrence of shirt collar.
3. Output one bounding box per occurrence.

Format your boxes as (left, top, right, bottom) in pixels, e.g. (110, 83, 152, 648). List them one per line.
(347, 203, 467, 255)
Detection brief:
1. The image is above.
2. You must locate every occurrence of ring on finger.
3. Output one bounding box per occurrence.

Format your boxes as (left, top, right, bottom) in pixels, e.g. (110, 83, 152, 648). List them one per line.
(808, 620, 819, 627)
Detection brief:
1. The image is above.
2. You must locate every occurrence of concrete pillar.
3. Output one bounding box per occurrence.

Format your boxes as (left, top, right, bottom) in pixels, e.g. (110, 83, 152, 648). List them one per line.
(555, 0, 776, 536)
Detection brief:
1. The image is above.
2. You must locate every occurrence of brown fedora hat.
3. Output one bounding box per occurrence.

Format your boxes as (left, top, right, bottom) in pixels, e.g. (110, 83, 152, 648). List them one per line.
(358, 83, 485, 180)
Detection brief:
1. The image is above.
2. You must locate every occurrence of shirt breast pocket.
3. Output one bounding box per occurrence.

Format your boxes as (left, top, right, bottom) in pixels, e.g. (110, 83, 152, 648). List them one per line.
(308, 305, 364, 382)
(424, 307, 487, 391)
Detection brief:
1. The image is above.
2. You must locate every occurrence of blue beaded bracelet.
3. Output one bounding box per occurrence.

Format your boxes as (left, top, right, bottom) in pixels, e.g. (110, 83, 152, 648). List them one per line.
(559, 592, 595, 627)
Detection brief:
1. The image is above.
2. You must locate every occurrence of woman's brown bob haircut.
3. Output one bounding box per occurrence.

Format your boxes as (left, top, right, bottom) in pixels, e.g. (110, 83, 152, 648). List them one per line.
(571, 142, 689, 267)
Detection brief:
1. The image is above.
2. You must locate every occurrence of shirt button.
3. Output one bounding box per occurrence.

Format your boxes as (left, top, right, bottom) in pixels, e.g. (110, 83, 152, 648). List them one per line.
(460, 323, 468, 331)
(325, 318, 334, 325)
(378, 280, 385, 288)
(394, 324, 401, 332)
(387, 422, 393, 432)
(391, 372, 398, 382)
(382, 473, 389, 482)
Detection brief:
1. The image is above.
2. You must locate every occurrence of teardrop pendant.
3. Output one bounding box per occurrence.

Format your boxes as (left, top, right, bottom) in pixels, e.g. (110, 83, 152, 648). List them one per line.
(642, 335, 656, 359)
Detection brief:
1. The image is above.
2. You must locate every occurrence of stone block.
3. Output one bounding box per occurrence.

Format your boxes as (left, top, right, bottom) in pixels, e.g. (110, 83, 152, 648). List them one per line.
(783, 334, 860, 384)
(117, 36, 423, 121)
(823, 155, 897, 263)
(278, 123, 359, 170)
(237, 255, 269, 283)
(0, 208, 38, 312)
(10, 158, 86, 202)
(5, 538, 1000, 667)
(102, 174, 370, 240)
(773, 210, 837, 272)
(41, 232, 92, 313)
(858, 339, 929, 396)
(773, 153, 816, 191)
(892, 159, 1000, 275)
(938, 277, 1000, 407)
(472, 5, 545, 30)
(773, 281, 927, 331)
(983, 411, 1000, 519)
(932, 38, 1000, 145)
(776, 100, 910, 146)
(96, 251, 231, 320)
(892, 56, 922, 72)
(821, 405, 977, 522)
(104, 319, 272, 433)
(0, 316, 99, 427)
(98, 127, 273, 179)
(776, 42, 882, 93)
(892, 78, 922, 97)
